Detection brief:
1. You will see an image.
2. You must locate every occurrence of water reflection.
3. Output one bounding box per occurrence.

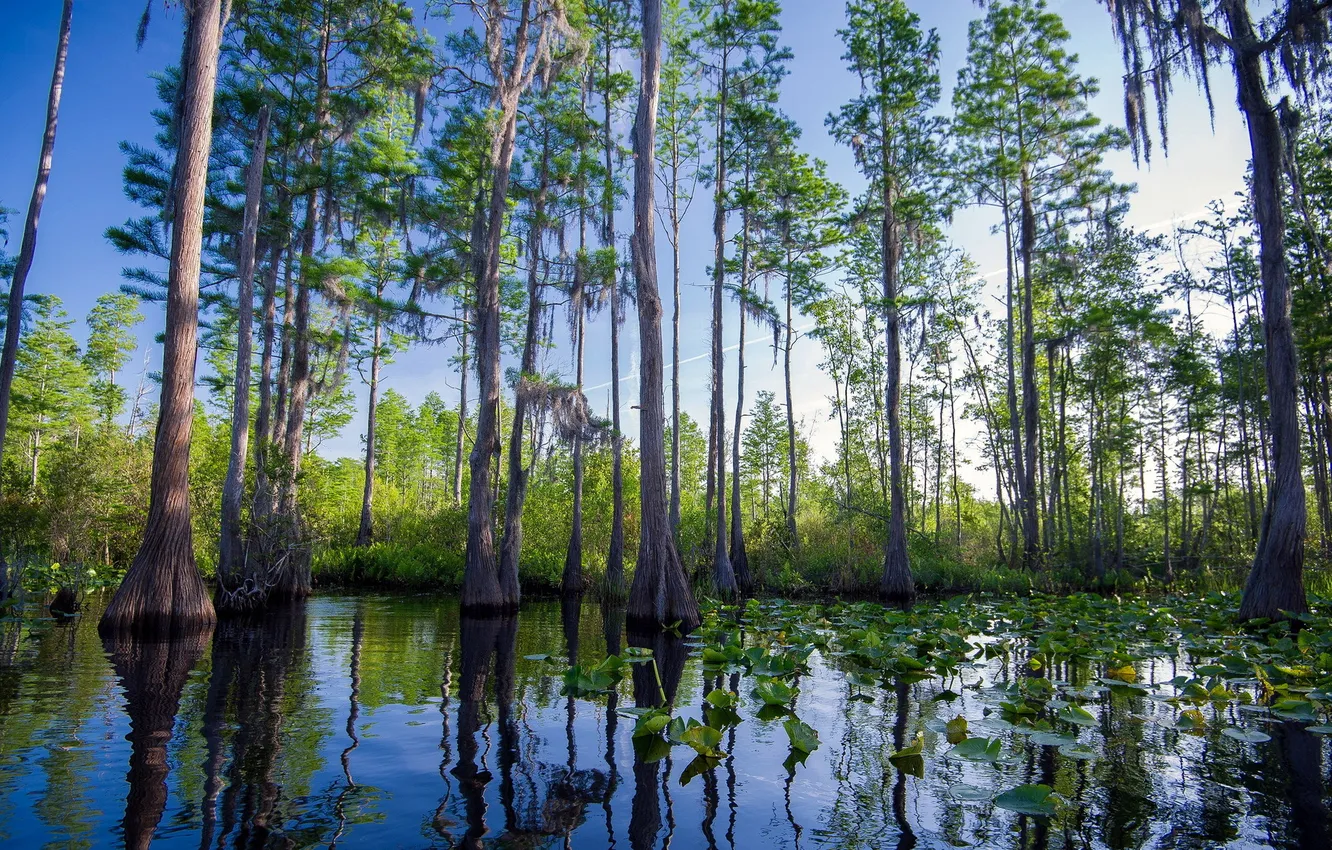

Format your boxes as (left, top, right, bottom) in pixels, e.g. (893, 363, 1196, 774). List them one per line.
(0, 595, 1327, 848)
(103, 630, 211, 850)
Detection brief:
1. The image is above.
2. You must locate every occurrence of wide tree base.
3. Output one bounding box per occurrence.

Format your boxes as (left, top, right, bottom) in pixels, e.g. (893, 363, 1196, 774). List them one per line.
(880, 556, 915, 608)
(627, 539, 701, 635)
(100, 533, 216, 637)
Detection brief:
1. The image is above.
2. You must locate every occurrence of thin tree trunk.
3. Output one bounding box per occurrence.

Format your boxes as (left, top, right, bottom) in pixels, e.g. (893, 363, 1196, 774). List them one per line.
(453, 304, 470, 507)
(783, 241, 799, 549)
(729, 202, 752, 594)
(463, 65, 526, 612)
(252, 239, 284, 523)
(499, 135, 549, 597)
(669, 178, 682, 539)
(0, 0, 72, 592)
(879, 62, 912, 605)
(355, 305, 381, 548)
(101, 0, 222, 635)
(220, 105, 270, 591)
(627, 0, 701, 633)
(710, 34, 736, 597)
(1018, 164, 1041, 570)
(605, 41, 626, 597)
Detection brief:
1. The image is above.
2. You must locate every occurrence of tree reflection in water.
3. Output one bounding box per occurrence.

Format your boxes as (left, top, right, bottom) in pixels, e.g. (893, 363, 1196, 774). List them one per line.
(628, 628, 685, 850)
(103, 629, 211, 850)
(199, 602, 308, 849)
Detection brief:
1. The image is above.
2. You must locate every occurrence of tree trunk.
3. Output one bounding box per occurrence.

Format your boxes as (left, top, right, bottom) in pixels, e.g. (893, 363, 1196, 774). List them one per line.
(881, 208, 912, 604)
(0, 0, 71, 594)
(453, 304, 470, 507)
(710, 44, 736, 598)
(783, 242, 799, 550)
(355, 305, 381, 548)
(879, 85, 912, 605)
(669, 184, 682, 538)
(101, 0, 222, 635)
(603, 34, 626, 600)
(499, 148, 548, 599)
(729, 205, 752, 594)
(252, 239, 284, 523)
(562, 198, 589, 596)
(219, 105, 269, 595)
(1018, 164, 1041, 570)
(1229, 3, 1308, 619)
(463, 86, 523, 614)
(627, 0, 701, 634)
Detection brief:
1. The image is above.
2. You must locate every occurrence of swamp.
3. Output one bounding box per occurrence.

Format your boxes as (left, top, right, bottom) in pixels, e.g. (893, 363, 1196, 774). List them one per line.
(3, 0, 1332, 847)
(0, 591, 1329, 847)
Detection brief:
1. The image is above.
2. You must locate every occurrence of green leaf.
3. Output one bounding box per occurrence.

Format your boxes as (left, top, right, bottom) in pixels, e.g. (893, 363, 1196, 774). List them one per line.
(1057, 743, 1097, 760)
(994, 784, 1057, 816)
(783, 718, 821, 754)
(753, 679, 797, 706)
(1221, 726, 1271, 744)
(946, 737, 1002, 762)
(1058, 704, 1098, 727)
(890, 732, 924, 759)
(632, 713, 671, 739)
(945, 715, 969, 744)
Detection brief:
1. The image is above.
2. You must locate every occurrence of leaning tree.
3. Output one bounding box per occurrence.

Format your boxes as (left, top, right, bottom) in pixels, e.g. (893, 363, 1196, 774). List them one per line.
(101, 0, 225, 634)
(627, 0, 702, 634)
(1099, 0, 1330, 619)
(0, 0, 72, 598)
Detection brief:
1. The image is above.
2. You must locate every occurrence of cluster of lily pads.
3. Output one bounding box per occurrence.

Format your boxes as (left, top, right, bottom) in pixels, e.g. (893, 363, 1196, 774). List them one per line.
(535, 590, 1331, 812)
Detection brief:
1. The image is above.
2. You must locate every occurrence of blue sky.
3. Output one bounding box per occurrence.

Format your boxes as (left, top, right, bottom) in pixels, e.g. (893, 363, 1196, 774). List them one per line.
(0, 1, 1250, 479)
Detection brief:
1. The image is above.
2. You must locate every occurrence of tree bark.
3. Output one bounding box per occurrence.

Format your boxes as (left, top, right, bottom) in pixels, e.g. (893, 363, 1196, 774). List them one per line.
(101, 0, 223, 635)
(879, 70, 913, 605)
(1229, 2, 1308, 619)
(627, 0, 701, 634)
(1018, 163, 1041, 570)
(499, 143, 549, 598)
(783, 241, 799, 549)
(604, 38, 626, 597)
(709, 27, 736, 597)
(219, 105, 269, 594)
(355, 295, 382, 548)
(0, 0, 72, 591)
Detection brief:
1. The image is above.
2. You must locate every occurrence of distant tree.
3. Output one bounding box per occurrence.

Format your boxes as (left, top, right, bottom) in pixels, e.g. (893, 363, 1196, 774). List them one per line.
(83, 293, 144, 425)
(8, 297, 90, 491)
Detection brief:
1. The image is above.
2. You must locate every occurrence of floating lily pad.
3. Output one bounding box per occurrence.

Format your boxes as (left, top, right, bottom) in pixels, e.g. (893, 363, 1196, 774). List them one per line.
(949, 784, 993, 802)
(947, 736, 1003, 762)
(994, 784, 1057, 816)
(1057, 743, 1097, 760)
(1221, 727, 1271, 743)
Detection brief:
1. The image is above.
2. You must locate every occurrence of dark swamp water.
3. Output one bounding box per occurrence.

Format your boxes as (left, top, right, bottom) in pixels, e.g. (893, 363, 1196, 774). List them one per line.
(0, 594, 1327, 849)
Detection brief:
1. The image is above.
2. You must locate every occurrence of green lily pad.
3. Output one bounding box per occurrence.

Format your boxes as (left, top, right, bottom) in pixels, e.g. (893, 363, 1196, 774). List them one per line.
(1059, 704, 1098, 727)
(947, 736, 1003, 762)
(1221, 727, 1271, 743)
(949, 784, 993, 801)
(1057, 743, 1097, 760)
(784, 718, 820, 754)
(994, 784, 1057, 816)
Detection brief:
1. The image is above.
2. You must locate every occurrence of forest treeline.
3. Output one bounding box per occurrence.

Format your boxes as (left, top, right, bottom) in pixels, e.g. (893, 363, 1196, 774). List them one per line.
(0, 0, 1329, 633)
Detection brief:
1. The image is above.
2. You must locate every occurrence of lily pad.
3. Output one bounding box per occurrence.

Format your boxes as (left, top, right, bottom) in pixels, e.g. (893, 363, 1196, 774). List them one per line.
(1057, 743, 1097, 760)
(949, 784, 993, 802)
(994, 784, 1057, 816)
(1221, 727, 1271, 743)
(947, 736, 1003, 762)
(784, 718, 820, 754)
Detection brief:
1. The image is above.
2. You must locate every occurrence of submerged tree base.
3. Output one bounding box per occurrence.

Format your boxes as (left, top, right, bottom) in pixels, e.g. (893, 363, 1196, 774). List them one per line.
(100, 532, 216, 637)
